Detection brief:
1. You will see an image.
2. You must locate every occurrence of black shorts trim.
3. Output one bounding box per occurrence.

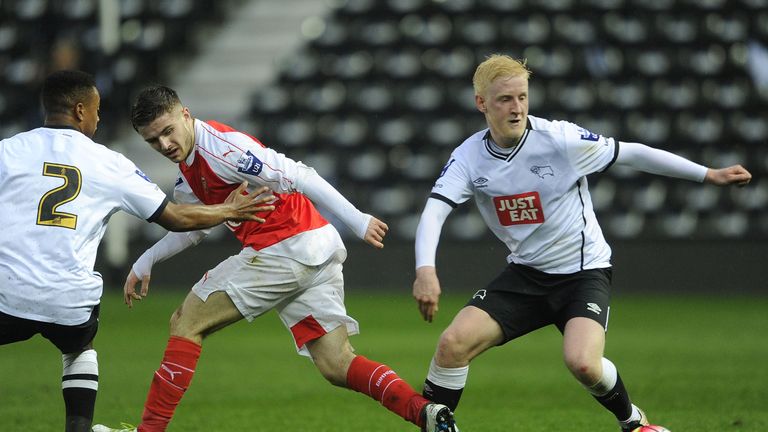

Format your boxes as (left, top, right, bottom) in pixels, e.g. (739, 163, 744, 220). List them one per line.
(466, 263, 612, 344)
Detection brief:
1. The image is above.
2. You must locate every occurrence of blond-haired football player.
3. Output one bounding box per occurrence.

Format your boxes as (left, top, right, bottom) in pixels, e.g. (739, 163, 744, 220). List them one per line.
(413, 54, 750, 432)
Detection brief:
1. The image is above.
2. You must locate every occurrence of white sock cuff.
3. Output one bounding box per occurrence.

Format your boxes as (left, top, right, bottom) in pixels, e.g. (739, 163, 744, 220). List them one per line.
(62, 349, 99, 390)
(426, 358, 469, 390)
(587, 357, 618, 396)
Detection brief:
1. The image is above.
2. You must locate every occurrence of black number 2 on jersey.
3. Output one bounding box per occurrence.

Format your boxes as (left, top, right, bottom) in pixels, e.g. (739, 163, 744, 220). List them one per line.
(37, 162, 82, 229)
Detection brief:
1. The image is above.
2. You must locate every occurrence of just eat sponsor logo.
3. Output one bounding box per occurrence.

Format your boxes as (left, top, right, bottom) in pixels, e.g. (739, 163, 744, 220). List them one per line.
(493, 192, 545, 225)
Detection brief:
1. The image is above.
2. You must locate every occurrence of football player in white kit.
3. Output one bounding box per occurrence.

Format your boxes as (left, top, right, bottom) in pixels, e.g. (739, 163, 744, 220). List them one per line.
(91, 86, 456, 432)
(0, 71, 275, 432)
(412, 55, 752, 431)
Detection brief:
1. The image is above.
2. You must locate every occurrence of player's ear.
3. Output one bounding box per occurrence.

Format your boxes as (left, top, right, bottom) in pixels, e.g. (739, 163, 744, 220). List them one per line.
(73, 102, 86, 122)
(475, 94, 487, 113)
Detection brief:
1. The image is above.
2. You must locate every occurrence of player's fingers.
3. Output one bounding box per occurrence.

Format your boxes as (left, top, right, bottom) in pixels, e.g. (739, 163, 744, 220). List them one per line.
(125, 291, 141, 308)
(234, 180, 248, 194)
(140, 275, 151, 297)
(246, 185, 269, 198)
(427, 302, 438, 322)
(123, 278, 135, 307)
(419, 302, 430, 321)
(418, 298, 436, 322)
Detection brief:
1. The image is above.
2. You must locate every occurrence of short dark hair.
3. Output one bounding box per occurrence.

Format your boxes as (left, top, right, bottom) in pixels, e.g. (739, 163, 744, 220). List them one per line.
(131, 85, 182, 131)
(41, 70, 96, 116)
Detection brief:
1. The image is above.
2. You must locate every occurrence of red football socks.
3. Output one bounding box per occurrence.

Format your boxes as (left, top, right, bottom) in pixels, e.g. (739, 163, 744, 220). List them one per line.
(138, 336, 201, 432)
(345, 355, 428, 427)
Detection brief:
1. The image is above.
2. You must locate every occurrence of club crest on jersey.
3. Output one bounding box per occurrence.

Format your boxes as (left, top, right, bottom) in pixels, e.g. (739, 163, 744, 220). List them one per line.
(530, 165, 554, 179)
(134, 169, 152, 182)
(237, 150, 263, 176)
(577, 127, 600, 142)
(493, 191, 545, 226)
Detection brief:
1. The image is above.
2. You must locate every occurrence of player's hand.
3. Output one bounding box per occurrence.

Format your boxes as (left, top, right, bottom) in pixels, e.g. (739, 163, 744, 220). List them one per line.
(224, 182, 276, 222)
(413, 266, 441, 323)
(705, 165, 752, 186)
(364, 217, 388, 249)
(123, 269, 151, 308)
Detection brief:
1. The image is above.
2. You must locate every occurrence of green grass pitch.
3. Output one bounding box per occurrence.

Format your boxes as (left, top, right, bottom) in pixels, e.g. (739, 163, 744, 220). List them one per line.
(1, 290, 766, 431)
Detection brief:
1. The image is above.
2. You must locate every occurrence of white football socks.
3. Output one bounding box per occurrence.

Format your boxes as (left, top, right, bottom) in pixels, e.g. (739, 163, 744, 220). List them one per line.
(426, 358, 469, 390)
(62, 349, 99, 391)
(585, 357, 618, 396)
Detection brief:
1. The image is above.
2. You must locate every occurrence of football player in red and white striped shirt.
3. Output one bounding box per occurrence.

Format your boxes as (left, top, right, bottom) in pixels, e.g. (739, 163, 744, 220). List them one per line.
(91, 86, 456, 432)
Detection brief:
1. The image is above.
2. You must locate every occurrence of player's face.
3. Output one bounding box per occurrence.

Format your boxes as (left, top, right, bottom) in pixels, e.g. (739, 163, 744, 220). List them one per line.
(138, 105, 195, 164)
(476, 75, 529, 148)
(79, 87, 100, 138)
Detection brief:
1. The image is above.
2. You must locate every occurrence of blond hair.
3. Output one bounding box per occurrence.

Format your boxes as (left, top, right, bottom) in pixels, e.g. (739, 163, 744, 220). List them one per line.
(473, 54, 531, 97)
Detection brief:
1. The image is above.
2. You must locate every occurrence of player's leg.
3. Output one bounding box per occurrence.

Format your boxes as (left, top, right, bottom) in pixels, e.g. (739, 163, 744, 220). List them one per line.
(562, 317, 645, 429)
(424, 263, 555, 413)
(306, 325, 435, 428)
(280, 256, 455, 430)
(423, 305, 503, 411)
(556, 270, 647, 431)
(61, 345, 99, 432)
(138, 249, 295, 432)
(138, 290, 243, 432)
(41, 306, 100, 432)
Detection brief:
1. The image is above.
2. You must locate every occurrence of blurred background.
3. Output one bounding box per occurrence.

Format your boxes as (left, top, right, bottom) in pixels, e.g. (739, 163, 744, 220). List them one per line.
(1, 0, 766, 293)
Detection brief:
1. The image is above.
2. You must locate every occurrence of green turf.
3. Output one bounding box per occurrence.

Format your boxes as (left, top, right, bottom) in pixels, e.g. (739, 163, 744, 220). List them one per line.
(1, 290, 766, 431)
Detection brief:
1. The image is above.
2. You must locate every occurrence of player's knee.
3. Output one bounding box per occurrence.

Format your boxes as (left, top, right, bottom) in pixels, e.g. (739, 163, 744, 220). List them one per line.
(435, 328, 473, 365)
(168, 307, 199, 340)
(313, 352, 350, 387)
(168, 307, 184, 331)
(564, 351, 601, 383)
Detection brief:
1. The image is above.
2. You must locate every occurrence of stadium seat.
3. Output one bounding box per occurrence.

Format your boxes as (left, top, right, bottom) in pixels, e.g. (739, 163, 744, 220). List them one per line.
(3, 0, 765, 241)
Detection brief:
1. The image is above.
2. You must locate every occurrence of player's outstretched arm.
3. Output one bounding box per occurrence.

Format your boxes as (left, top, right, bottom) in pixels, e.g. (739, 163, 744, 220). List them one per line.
(155, 183, 275, 232)
(704, 165, 752, 186)
(413, 266, 442, 323)
(363, 217, 388, 249)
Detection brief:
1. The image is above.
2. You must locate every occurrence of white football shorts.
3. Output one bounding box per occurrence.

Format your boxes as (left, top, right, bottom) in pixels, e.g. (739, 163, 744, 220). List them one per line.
(191, 247, 359, 357)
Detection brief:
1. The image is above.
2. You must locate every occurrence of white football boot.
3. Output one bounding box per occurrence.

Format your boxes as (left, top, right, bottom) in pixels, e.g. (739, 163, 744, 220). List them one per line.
(421, 403, 459, 432)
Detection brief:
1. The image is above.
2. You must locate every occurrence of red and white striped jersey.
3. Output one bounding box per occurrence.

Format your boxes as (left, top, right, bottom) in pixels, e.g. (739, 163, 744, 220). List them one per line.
(173, 120, 345, 265)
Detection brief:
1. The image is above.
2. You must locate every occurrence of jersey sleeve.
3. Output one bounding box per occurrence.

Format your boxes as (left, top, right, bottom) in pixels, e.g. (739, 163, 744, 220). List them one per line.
(560, 121, 619, 177)
(430, 150, 474, 207)
(114, 155, 169, 221)
(207, 129, 308, 195)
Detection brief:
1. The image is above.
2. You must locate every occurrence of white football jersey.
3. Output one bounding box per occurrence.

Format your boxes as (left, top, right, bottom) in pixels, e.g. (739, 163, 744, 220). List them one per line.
(431, 115, 618, 274)
(0, 127, 167, 325)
